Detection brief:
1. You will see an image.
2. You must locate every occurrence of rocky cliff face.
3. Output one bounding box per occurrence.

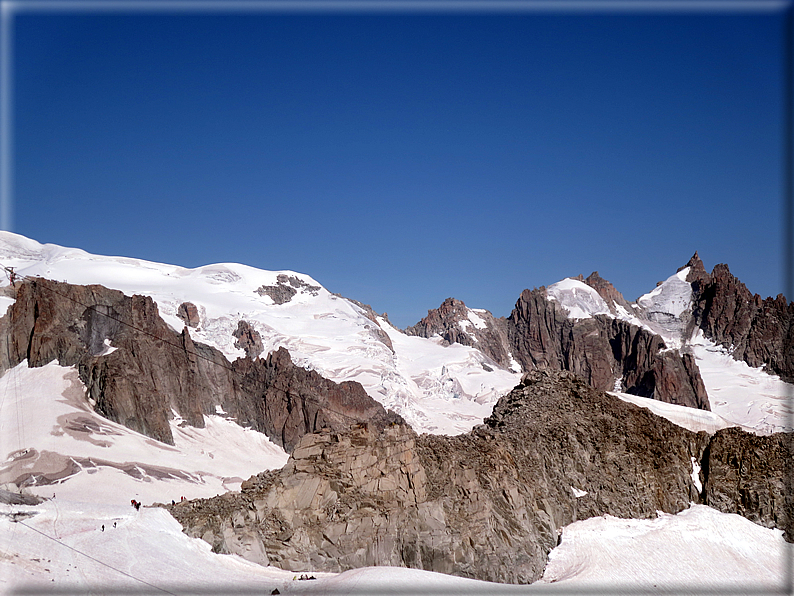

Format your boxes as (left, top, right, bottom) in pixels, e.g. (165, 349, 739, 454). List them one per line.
(168, 370, 711, 584)
(703, 427, 792, 540)
(685, 253, 794, 383)
(409, 272, 710, 409)
(0, 278, 401, 449)
(405, 298, 512, 368)
(506, 287, 709, 408)
(232, 320, 264, 359)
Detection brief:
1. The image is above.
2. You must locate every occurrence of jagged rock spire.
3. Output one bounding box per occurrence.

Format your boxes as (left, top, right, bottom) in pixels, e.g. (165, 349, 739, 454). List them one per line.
(679, 251, 706, 274)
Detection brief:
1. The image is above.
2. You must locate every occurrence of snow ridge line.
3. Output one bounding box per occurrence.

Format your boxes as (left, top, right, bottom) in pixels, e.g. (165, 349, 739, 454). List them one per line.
(11, 274, 380, 428)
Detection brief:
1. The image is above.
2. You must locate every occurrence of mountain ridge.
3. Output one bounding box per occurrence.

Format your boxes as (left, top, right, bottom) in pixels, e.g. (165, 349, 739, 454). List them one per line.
(0, 233, 790, 591)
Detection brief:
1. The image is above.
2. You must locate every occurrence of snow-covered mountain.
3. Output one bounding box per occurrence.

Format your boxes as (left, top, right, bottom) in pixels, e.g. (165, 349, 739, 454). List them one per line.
(548, 266, 792, 435)
(0, 232, 790, 594)
(0, 231, 518, 436)
(414, 260, 792, 436)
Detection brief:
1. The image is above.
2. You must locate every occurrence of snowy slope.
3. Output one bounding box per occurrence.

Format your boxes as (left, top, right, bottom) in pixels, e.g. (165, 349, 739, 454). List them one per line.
(608, 390, 747, 435)
(690, 331, 793, 434)
(0, 361, 288, 503)
(538, 505, 787, 592)
(0, 232, 518, 435)
(2, 498, 785, 595)
(547, 277, 611, 320)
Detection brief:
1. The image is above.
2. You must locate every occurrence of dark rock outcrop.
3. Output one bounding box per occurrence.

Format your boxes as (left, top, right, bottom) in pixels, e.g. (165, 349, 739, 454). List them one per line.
(168, 370, 708, 584)
(229, 348, 401, 452)
(406, 298, 512, 369)
(506, 287, 709, 408)
(702, 427, 792, 540)
(686, 254, 794, 382)
(176, 302, 200, 328)
(232, 320, 264, 359)
(0, 278, 401, 449)
(0, 488, 43, 505)
(255, 274, 321, 305)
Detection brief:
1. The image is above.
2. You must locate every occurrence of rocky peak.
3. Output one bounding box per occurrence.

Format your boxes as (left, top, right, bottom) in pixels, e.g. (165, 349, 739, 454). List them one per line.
(166, 369, 718, 583)
(583, 271, 630, 310)
(168, 368, 790, 583)
(406, 298, 513, 369)
(688, 260, 794, 381)
(680, 251, 704, 273)
(506, 287, 709, 408)
(680, 251, 710, 294)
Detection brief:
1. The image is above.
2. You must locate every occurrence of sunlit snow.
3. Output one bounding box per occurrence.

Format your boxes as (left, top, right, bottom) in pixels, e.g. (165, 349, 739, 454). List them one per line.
(546, 278, 611, 319)
(690, 331, 793, 434)
(0, 232, 519, 436)
(538, 505, 787, 592)
(0, 362, 288, 504)
(634, 267, 693, 347)
(608, 390, 745, 435)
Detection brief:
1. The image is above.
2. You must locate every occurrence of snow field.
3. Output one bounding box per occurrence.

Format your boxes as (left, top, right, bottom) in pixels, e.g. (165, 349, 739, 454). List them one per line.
(2, 500, 787, 595)
(608, 390, 746, 435)
(539, 505, 788, 592)
(546, 278, 611, 319)
(0, 361, 288, 504)
(690, 331, 793, 435)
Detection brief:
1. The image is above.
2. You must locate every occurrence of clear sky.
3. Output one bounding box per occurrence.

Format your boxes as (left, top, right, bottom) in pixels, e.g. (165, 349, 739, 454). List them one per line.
(8, 2, 788, 328)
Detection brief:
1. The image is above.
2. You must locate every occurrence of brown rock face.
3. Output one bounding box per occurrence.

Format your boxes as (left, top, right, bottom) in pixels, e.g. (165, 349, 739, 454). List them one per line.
(0, 278, 401, 448)
(703, 427, 792, 540)
(687, 256, 794, 382)
(232, 320, 264, 359)
(168, 370, 708, 584)
(176, 302, 200, 328)
(506, 287, 710, 409)
(230, 348, 401, 452)
(405, 298, 512, 368)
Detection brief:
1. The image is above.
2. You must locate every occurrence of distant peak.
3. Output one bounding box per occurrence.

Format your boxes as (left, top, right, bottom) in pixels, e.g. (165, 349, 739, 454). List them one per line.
(678, 251, 705, 274)
(583, 271, 628, 307)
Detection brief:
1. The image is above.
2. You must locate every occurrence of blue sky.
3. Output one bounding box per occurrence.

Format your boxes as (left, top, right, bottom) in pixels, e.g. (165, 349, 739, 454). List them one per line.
(8, 3, 788, 328)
